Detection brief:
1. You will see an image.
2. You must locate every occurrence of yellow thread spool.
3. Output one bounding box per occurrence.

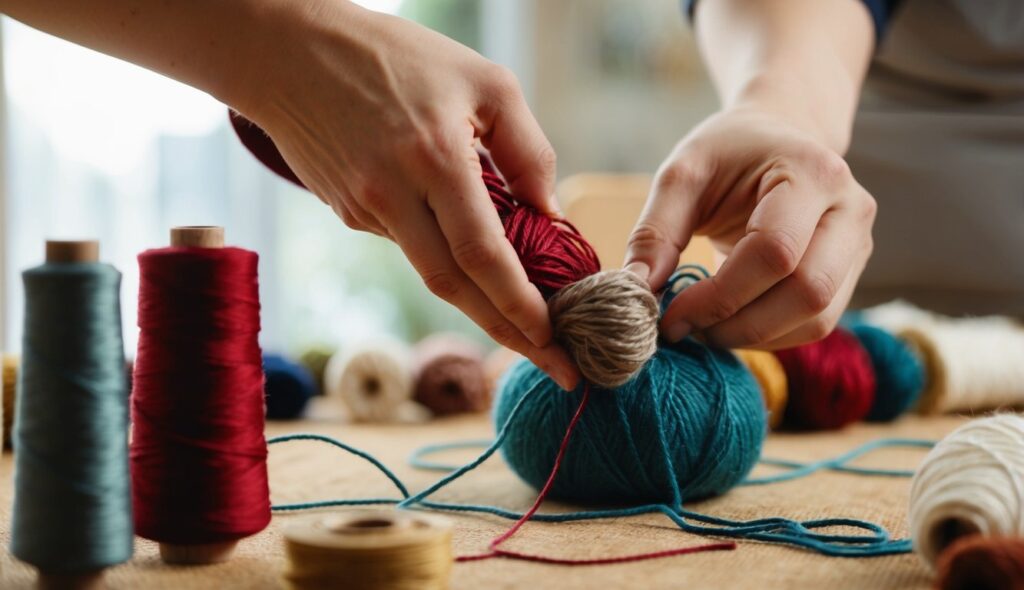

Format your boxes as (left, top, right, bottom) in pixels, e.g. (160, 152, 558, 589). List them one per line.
(283, 511, 453, 590)
(734, 349, 788, 429)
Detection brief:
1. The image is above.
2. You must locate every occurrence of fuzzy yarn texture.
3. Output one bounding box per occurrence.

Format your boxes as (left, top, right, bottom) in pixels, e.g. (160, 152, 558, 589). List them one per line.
(776, 329, 876, 431)
(494, 338, 766, 504)
(910, 414, 1024, 570)
(263, 353, 316, 420)
(849, 324, 925, 422)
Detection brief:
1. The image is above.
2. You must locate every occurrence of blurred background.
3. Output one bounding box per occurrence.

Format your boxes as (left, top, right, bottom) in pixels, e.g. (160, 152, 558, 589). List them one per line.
(0, 0, 716, 356)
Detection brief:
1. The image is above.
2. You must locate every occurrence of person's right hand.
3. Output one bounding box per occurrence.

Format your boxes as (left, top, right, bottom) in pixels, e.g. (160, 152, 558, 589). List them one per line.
(624, 108, 877, 350)
(238, 2, 578, 389)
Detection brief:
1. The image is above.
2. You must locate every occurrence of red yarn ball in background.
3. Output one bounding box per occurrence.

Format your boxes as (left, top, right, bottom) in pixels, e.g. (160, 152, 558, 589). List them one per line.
(937, 536, 1024, 590)
(775, 329, 876, 430)
(131, 247, 271, 545)
(230, 112, 601, 301)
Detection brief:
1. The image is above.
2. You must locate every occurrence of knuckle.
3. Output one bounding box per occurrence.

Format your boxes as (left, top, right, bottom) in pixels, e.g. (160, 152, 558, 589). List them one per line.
(483, 321, 517, 346)
(451, 238, 501, 273)
(488, 65, 522, 97)
(655, 162, 699, 194)
(804, 316, 836, 342)
(738, 322, 770, 347)
(357, 185, 390, 217)
(802, 147, 851, 186)
(535, 143, 557, 176)
(628, 222, 671, 251)
(704, 295, 739, 326)
(794, 271, 838, 314)
(422, 270, 461, 301)
(860, 192, 878, 222)
(752, 229, 802, 277)
(498, 298, 525, 321)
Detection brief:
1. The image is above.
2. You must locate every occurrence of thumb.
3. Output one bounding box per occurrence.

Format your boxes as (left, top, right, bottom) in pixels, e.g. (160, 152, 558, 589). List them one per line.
(479, 75, 559, 215)
(623, 163, 702, 291)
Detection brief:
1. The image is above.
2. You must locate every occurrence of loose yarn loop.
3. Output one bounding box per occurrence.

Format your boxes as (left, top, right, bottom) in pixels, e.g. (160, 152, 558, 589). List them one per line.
(776, 329, 876, 430)
(413, 333, 490, 415)
(324, 339, 417, 423)
(936, 535, 1024, 590)
(909, 414, 1024, 569)
(734, 349, 788, 429)
(229, 115, 660, 388)
(495, 338, 766, 504)
(131, 247, 271, 545)
(547, 270, 659, 388)
(12, 262, 132, 573)
(282, 511, 453, 590)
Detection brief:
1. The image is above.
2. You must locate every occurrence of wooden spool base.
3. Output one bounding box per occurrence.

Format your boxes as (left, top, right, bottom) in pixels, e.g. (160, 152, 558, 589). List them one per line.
(38, 569, 105, 590)
(159, 541, 238, 565)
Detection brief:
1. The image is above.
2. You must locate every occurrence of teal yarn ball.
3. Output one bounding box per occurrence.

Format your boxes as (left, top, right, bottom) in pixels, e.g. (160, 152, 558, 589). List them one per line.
(494, 339, 766, 504)
(851, 324, 925, 422)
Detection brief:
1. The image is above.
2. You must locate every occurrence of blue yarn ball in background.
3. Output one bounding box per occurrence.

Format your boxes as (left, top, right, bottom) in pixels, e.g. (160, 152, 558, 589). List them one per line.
(263, 353, 316, 420)
(494, 338, 766, 505)
(849, 324, 925, 422)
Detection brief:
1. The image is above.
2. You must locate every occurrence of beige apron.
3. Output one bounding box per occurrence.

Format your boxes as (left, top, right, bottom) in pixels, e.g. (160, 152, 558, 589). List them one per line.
(846, 0, 1024, 317)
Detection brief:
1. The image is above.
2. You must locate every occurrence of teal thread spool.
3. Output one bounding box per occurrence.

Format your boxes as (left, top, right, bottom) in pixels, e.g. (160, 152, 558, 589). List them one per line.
(11, 241, 132, 587)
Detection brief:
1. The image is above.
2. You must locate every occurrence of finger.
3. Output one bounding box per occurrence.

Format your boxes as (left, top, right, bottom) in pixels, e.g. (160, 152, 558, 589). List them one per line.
(424, 147, 554, 349)
(701, 206, 866, 349)
(388, 197, 580, 389)
(750, 254, 863, 350)
(478, 71, 558, 214)
(623, 161, 705, 290)
(660, 178, 831, 342)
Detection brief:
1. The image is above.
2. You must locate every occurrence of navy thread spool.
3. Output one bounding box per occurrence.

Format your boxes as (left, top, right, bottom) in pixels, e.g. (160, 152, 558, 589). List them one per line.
(11, 240, 132, 589)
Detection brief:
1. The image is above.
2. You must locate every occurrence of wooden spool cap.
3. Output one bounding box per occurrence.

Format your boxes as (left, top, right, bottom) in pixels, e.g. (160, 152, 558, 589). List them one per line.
(160, 226, 235, 565)
(45, 240, 99, 264)
(170, 226, 224, 249)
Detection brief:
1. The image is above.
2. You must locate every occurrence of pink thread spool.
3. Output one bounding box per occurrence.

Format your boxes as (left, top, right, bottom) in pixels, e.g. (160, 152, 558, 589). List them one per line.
(413, 334, 489, 416)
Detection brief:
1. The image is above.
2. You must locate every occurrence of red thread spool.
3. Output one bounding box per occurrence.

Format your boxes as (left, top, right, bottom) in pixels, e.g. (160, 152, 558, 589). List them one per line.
(936, 536, 1024, 590)
(131, 227, 271, 564)
(413, 333, 489, 416)
(775, 329, 876, 430)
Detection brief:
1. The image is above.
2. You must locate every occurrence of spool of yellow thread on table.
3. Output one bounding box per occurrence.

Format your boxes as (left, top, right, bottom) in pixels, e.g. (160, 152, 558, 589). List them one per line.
(734, 349, 788, 429)
(282, 511, 453, 590)
(2, 353, 18, 449)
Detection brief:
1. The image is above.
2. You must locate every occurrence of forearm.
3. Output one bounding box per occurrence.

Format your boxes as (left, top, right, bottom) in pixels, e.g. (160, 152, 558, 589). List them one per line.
(694, 0, 874, 153)
(0, 0, 340, 113)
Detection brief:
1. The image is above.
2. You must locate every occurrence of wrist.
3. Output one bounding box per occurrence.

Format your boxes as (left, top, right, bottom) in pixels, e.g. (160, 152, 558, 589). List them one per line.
(725, 72, 856, 153)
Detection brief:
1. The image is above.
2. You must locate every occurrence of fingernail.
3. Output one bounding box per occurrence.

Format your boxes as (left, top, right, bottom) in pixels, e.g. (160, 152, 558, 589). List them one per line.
(624, 262, 650, 283)
(548, 195, 563, 216)
(663, 321, 691, 343)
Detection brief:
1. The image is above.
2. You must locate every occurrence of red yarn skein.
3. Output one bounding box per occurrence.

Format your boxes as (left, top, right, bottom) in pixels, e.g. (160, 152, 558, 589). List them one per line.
(229, 112, 600, 300)
(131, 247, 271, 544)
(937, 536, 1024, 590)
(775, 329, 876, 430)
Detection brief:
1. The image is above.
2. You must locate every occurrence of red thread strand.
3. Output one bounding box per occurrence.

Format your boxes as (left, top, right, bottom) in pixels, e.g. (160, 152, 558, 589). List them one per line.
(455, 385, 736, 565)
(131, 247, 271, 544)
(229, 113, 601, 299)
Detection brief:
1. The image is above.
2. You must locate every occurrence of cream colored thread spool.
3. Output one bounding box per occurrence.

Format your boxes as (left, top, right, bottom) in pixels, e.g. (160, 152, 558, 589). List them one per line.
(33, 241, 107, 590)
(158, 226, 238, 566)
(283, 511, 453, 590)
(324, 338, 418, 423)
(899, 316, 1024, 415)
(909, 414, 1024, 569)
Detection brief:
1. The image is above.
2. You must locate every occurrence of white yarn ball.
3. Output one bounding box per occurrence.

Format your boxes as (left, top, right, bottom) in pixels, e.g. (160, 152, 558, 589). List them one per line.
(909, 414, 1024, 569)
(324, 338, 414, 423)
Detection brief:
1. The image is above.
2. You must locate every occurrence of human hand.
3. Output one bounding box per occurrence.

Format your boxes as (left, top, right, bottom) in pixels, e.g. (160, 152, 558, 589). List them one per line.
(241, 2, 577, 388)
(624, 108, 876, 350)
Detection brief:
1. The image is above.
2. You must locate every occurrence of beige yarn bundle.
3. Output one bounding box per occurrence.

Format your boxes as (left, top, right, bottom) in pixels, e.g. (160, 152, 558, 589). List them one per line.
(909, 414, 1024, 569)
(547, 269, 660, 388)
